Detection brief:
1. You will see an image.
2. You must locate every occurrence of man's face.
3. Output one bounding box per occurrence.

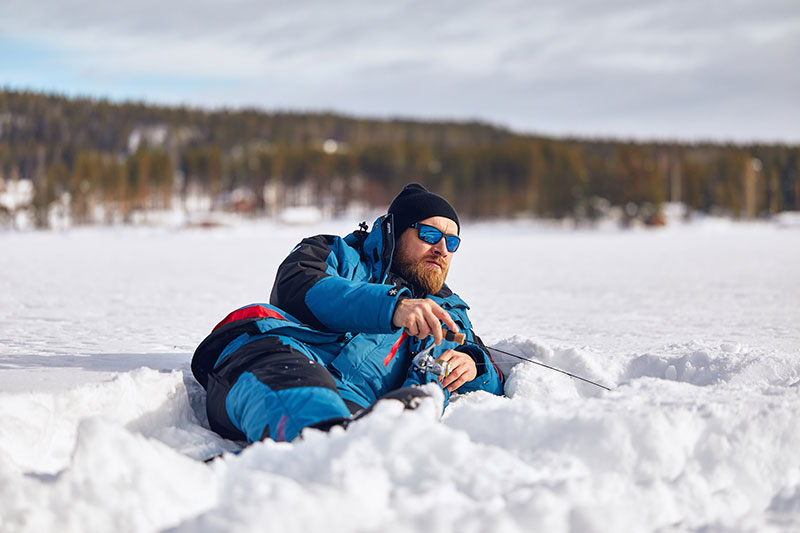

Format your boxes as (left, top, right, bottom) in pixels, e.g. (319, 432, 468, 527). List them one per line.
(393, 216, 458, 294)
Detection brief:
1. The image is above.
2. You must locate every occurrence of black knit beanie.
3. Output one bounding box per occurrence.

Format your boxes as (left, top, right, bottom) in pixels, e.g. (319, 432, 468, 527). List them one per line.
(388, 183, 460, 235)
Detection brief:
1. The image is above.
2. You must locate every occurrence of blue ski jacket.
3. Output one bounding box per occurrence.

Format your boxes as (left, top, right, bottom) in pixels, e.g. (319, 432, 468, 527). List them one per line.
(192, 214, 504, 411)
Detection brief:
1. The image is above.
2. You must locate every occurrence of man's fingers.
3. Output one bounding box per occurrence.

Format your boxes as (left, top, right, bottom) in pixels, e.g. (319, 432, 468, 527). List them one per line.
(447, 365, 474, 391)
(394, 298, 459, 342)
(437, 349, 455, 362)
(415, 310, 432, 339)
(441, 367, 462, 388)
(440, 355, 463, 388)
(437, 350, 477, 391)
(431, 304, 459, 334)
(421, 300, 453, 342)
(443, 367, 467, 390)
(447, 378, 467, 392)
(425, 312, 443, 345)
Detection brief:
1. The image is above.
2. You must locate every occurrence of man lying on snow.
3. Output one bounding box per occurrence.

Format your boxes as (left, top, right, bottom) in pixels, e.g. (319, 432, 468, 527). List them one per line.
(192, 183, 504, 443)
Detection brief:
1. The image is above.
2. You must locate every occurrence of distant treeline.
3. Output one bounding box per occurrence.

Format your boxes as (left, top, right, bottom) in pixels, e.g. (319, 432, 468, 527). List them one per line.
(1, 88, 798, 226)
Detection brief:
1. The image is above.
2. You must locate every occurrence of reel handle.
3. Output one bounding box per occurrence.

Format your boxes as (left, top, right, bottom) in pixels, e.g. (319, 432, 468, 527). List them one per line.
(443, 329, 466, 345)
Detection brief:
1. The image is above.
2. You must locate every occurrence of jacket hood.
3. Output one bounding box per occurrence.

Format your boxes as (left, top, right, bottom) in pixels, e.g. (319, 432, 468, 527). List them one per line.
(357, 214, 396, 284)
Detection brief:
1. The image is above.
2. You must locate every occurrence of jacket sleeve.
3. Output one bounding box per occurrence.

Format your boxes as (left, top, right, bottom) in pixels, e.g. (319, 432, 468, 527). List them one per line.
(454, 329, 505, 396)
(269, 234, 411, 333)
(422, 300, 505, 397)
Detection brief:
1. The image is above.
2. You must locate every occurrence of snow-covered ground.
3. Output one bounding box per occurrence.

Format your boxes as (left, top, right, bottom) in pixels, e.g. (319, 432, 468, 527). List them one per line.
(1, 218, 799, 532)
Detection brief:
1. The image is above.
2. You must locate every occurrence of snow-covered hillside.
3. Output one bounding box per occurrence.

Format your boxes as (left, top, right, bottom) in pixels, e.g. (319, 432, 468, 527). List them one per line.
(1, 219, 798, 532)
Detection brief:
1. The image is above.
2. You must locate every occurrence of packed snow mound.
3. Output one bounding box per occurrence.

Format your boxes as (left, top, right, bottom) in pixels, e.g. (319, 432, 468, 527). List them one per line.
(0, 368, 222, 532)
(0, 367, 236, 475)
(0, 416, 217, 532)
(2, 220, 799, 532)
(179, 400, 517, 532)
(623, 341, 800, 387)
(2, 357, 800, 533)
(486, 336, 616, 398)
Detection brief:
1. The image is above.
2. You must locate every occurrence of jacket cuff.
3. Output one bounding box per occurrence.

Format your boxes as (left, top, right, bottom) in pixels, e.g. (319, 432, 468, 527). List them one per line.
(385, 290, 412, 331)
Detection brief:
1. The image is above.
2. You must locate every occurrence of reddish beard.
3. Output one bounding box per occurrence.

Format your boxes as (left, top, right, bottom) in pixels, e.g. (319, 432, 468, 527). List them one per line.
(394, 251, 449, 295)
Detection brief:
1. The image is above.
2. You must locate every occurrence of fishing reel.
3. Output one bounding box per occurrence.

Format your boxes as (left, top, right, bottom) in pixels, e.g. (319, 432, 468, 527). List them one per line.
(410, 329, 465, 378)
(411, 348, 452, 378)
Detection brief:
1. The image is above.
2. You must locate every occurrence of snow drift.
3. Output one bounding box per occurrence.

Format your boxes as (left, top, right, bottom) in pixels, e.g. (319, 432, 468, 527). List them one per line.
(1, 219, 798, 532)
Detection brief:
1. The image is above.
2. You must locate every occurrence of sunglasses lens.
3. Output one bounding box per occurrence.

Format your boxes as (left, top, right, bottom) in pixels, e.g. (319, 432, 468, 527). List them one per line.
(416, 224, 460, 252)
(418, 225, 441, 244)
(445, 235, 460, 252)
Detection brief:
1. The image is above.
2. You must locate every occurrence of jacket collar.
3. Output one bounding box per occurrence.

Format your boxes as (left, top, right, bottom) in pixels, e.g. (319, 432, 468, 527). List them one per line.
(362, 214, 395, 283)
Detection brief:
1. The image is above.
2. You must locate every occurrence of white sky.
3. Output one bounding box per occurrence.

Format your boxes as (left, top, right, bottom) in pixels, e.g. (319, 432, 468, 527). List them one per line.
(1, 0, 799, 143)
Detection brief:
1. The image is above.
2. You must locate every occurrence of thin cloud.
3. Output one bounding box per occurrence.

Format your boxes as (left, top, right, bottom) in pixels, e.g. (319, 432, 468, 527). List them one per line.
(0, 0, 798, 142)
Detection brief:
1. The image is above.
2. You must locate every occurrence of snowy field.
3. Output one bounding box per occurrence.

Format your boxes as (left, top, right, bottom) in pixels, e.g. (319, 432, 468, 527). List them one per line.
(1, 217, 799, 532)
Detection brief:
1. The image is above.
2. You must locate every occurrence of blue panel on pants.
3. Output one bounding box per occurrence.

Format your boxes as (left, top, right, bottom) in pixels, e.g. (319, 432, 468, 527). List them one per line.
(225, 372, 351, 442)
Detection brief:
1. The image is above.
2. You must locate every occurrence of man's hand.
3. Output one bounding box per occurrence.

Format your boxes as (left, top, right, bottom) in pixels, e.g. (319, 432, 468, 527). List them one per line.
(438, 350, 477, 392)
(392, 298, 459, 345)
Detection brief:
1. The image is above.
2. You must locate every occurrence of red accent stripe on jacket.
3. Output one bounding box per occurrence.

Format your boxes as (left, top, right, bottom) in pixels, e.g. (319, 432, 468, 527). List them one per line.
(383, 331, 407, 366)
(213, 305, 286, 332)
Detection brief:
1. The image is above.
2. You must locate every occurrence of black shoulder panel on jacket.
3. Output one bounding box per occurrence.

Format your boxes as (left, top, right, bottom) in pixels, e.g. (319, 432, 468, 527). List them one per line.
(269, 235, 337, 331)
(191, 318, 263, 389)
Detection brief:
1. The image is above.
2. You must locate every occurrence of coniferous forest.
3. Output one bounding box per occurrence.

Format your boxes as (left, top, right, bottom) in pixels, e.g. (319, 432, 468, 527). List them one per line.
(1, 89, 798, 228)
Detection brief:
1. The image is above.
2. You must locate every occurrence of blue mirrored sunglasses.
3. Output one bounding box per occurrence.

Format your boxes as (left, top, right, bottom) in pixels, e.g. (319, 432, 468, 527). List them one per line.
(411, 223, 461, 252)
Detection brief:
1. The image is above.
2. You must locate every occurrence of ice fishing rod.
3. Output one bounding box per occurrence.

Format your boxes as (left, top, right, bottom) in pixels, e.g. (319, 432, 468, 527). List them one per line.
(441, 330, 613, 392)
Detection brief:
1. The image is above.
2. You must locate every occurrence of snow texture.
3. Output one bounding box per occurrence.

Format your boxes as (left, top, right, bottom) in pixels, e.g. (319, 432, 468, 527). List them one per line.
(1, 218, 799, 532)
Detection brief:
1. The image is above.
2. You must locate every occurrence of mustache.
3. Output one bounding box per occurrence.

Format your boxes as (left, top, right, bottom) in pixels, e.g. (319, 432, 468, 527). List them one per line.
(423, 255, 447, 268)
